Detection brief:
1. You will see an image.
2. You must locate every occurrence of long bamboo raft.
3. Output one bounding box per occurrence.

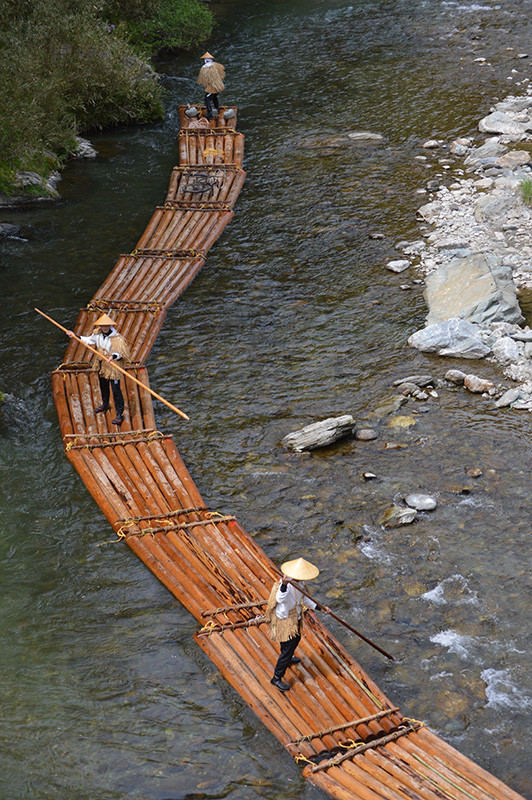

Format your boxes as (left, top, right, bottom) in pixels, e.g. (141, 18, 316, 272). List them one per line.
(49, 105, 525, 800)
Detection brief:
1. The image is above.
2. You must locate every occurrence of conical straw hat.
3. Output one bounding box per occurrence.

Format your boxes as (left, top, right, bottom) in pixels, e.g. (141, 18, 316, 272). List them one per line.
(201, 52, 214, 60)
(281, 557, 319, 581)
(94, 313, 116, 327)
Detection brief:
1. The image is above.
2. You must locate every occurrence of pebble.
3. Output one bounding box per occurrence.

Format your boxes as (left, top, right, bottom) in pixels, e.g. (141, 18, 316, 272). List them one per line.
(355, 428, 378, 441)
(405, 493, 438, 511)
(386, 259, 411, 273)
(445, 369, 467, 385)
(464, 374, 495, 393)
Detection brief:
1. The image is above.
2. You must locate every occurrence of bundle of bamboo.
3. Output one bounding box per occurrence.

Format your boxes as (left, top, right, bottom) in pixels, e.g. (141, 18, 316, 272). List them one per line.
(43, 105, 524, 800)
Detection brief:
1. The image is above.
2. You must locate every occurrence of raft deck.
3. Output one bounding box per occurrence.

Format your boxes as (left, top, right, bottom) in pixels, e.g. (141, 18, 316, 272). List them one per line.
(49, 105, 525, 800)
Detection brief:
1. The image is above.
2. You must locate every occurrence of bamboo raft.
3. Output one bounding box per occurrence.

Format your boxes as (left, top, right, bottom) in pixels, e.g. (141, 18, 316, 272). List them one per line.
(48, 105, 525, 800)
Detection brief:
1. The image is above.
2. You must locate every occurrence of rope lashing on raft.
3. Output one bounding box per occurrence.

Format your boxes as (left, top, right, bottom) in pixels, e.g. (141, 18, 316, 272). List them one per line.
(178, 128, 240, 137)
(201, 599, 267, 618)
(64, 430, 168, 452)
(86, 300, 163, 314)
(161, 201, 232, 211)
(286, 708, 401, 745)
(302, 721, 424, 774)
(177, 164, 240, 172)
(197, 615, 266, 636)
(129, 248, 205, 260)
(115, 510, 236, 540)
(202, 147, 225, 159)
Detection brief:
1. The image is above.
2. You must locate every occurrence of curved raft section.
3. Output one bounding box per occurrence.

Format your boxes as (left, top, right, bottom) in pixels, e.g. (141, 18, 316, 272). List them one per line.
(50, 106, 524, 800)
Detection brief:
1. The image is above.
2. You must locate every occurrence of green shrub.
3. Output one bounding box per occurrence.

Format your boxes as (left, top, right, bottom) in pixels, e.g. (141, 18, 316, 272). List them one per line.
(0, 0, 166, 194)
(118, 0, 214, 57)
(520, 177, 532, 207)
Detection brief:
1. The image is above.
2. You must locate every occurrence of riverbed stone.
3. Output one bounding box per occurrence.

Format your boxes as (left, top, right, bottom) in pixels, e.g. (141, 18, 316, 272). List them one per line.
(495, 387, 521, 407)
(282, 415, 355, 451)
(386, 259, 411, 273)
(354, 428, 378, 440)
(0, 223, 20, 236)
(405, 493, 437, 511)
(464, 374, 494, 393)
(498, 150, 531, 168)
(372, 395, 408, 418)
(491, 336, 522, 364)
(393, 374, 435, 387)
(347, 131, 384, 141)
(379, 506, 418, 528)
(424, 254, 524, 326)
(464, 138, 508, 168)
(408, 319, 490, 359)
(445, 369, 467, 384)
(478, 111, 527, 138)
(73, 137, 97, 158)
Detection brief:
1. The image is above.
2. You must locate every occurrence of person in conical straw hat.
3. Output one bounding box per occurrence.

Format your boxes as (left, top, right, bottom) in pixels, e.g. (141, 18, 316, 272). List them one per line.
(197, 51, 225, 121)
(67, 313, 131, 426)
(265, 557, 331, 692)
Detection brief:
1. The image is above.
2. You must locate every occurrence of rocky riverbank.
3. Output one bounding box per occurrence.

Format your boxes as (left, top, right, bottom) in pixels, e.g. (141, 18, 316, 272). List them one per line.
(397, 89, 532, 411)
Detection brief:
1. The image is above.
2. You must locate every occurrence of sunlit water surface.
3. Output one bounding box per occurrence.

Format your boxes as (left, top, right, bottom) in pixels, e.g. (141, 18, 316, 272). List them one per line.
(1, 1, 531, 798)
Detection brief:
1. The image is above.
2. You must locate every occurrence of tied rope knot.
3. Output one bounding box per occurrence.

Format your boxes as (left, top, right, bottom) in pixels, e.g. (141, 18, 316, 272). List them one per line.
(199, 619, 218, 636)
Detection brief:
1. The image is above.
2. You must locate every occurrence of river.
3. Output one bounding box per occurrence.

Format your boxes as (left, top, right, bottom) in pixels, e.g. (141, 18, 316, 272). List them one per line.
(1, 1, 531, 798)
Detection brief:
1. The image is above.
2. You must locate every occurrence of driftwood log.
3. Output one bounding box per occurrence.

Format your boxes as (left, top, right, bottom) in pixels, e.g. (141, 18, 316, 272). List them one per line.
(282, 415, 356, 452)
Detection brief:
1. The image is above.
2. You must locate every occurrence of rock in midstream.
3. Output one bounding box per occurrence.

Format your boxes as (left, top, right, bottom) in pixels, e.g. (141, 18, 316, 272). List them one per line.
(379, 506, 418, 528)
(405, 493, 438, 511)
(282, 415, 355, 452)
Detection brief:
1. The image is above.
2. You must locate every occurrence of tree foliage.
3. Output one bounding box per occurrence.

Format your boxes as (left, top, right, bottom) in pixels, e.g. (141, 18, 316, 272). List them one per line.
(0, 0, 213, 193)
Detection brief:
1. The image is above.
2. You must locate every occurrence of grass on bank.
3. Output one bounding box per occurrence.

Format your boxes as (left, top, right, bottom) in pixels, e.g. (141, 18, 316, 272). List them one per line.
(520, 177, 532, 207)
(0, 0, 213, 197)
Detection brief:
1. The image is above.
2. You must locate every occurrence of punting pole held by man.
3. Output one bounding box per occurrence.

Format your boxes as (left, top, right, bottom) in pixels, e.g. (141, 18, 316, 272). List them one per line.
(35, 307, 190, 421)
(276, 570, 395, 662)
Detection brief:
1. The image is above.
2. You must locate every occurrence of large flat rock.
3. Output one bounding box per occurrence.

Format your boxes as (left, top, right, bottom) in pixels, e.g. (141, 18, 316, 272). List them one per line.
(424, 253, 524, 326)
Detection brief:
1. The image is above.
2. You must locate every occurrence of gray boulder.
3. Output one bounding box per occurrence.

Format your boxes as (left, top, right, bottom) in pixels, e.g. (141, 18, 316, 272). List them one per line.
(491, 336, 523, 365)
(408, 319, 490, 359)
(424, 254, 524, 327)
(478, 111, 527, 138)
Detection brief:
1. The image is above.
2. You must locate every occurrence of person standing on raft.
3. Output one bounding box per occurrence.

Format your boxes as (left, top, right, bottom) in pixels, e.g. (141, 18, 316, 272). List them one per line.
(68, 314, 131, 426)
(266, 557, 330, 692)
(197, 51, 225, 120)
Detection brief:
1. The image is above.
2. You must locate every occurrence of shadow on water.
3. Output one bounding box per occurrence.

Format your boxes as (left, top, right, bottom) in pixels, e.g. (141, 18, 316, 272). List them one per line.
(1, 0, 532, 798)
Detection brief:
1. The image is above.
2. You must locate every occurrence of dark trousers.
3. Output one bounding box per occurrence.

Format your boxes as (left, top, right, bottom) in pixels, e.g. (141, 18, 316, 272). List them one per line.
(274, 634, 301, 679)
(204, 92, 219, 119)
(99, 375, 124, 416)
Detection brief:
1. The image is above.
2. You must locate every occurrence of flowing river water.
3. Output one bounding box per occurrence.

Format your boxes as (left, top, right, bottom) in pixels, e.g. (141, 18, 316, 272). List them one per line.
(1, 1, 532, 798)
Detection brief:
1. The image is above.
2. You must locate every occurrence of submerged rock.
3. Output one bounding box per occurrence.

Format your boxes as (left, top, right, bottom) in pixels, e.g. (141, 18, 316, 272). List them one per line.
(379, 506, 417, 528)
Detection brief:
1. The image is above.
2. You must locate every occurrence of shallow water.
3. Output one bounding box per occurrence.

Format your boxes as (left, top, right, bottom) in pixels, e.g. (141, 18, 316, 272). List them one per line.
(1, 1, 532, 798)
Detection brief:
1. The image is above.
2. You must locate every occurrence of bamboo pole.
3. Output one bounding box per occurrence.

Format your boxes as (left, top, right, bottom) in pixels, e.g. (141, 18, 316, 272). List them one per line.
(279, 574, 395, 662)
(35, 307, 189, 420)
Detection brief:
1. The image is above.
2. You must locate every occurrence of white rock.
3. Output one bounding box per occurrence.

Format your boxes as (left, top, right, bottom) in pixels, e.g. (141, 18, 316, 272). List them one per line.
(405, 493, 437, 511)
(464, 374, 495, 393)
(491, 336, 523, 365)
(386, 259, 411, 273)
